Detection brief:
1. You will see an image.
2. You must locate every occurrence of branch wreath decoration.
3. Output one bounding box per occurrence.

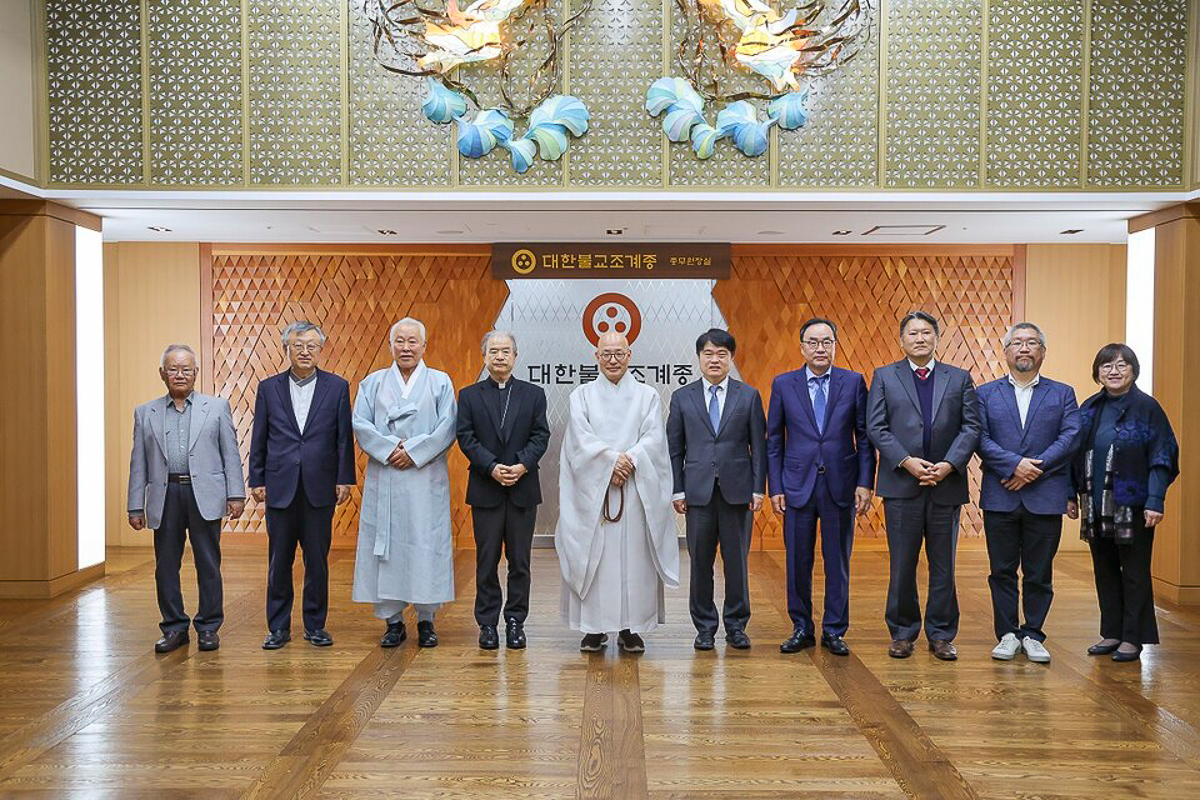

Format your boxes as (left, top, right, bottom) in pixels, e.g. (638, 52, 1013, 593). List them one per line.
(362, 0, 593, 173)
(648, 0, 875, 158)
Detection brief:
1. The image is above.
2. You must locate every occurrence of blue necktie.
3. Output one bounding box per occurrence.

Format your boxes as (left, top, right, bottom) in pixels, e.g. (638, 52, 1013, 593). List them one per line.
(709, 384, 721, 433)
(811, 375, 828, 434)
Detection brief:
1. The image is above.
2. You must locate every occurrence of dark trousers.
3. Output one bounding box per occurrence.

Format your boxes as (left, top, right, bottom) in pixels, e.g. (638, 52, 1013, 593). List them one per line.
(883, 492, 961, 642)
(783, 474, 854, 637)
(1090, 523, 1159, 645)
(983, 508, 1062, 642)
(154, 483, 223, 634)
(684, 483, 753, 634)
(471, 499, 536, 626)
(265, 481, 335, 633)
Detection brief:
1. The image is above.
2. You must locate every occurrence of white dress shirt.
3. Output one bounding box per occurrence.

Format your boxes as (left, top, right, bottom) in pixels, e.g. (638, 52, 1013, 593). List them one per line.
(1008, 373, 1040, 428)
(289, 371, 318, 435)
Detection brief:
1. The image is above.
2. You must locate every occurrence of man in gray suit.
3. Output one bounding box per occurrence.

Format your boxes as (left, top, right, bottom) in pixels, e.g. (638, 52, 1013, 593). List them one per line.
(128, 344, 245, 653)
(667, 328, 767, 650)
(867, 312, 980, 661)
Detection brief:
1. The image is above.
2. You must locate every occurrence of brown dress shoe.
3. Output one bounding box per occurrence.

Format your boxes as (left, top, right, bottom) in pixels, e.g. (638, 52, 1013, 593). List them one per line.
(888, 639, 914, 659)
(929, 639, 958, 661)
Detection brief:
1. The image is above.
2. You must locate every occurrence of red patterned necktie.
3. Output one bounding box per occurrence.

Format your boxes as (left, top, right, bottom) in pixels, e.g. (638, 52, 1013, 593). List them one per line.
(915, 367, 930, 381)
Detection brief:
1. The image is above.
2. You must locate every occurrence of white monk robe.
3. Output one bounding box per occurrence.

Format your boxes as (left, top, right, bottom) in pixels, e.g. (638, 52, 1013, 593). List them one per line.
(352, 361, 457, 617)
(557, 373, 680, 633)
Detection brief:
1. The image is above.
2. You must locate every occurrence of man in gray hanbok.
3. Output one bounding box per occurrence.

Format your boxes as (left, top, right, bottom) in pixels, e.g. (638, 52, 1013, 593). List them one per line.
(352, 317, 457, 648)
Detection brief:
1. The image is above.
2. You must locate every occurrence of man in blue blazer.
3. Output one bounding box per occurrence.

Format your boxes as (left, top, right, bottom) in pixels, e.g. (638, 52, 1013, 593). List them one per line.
(977, 322, 1080, 664)
(667, 328, 767, 650)
(249, 322, 356, 650)
(767, 318, 876, 656)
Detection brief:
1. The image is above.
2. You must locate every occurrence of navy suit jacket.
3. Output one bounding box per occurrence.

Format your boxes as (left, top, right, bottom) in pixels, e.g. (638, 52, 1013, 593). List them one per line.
(248, 369, 356, 509)
(767, 366, 876, 508)
(976, 376, 1080, 514)
(666, 378, 767, 506)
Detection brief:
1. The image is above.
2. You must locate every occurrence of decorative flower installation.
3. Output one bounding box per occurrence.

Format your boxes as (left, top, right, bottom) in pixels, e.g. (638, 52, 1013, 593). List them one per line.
(649, 0, 875, 159)
(362, 0, 593, 173)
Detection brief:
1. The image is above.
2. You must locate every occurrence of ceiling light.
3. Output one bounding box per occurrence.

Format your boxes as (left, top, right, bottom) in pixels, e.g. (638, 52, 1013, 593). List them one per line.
(605, 228, 625, 235)
(1060, 229, 1084, 235)
(436, 229, 463, 235)
(377, 229, 398, 235)
(147, 226, 172, 232)
(832, 229, 853, 236)
(756, 230, 785, 236)
(861, 225, 945, 236)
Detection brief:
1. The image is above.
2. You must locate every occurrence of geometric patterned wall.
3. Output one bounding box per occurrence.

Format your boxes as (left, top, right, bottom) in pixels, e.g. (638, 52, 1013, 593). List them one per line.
(44, 0, 1192, 189)
(206, 246, 1013, 550)
(207, 249, 507, 545)
(715, 249, 1015, 549)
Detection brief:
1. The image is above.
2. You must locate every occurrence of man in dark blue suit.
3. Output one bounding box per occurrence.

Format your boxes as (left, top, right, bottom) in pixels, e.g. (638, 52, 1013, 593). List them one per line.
(768, 318, 876, 656)
(977, 322, 1080, 664)
(667, 328, 767, 651)
(249, 321, 356, 649)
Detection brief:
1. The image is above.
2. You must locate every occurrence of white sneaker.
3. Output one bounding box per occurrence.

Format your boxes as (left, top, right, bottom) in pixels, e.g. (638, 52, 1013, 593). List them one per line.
(1023, 637, 1051, 663)
(992, 633, 1022, 660)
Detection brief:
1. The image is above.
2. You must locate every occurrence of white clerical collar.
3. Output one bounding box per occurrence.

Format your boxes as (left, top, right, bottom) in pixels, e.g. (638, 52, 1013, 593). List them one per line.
(1008, 372, 1040, 390)
(908, 358, 936, 372)
(702, 374, 730, 394)
(392, 360, 426, 398)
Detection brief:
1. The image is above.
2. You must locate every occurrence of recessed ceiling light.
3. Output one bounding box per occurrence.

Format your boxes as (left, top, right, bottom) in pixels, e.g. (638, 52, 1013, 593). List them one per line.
(757, 230, 785, 236)
(605, 228, 625, 235)
(1060, 229, 1084, 235)
(832, 229, 853, 236)
(862, 225, 945, 236)
(147, 226, 172, 232)
(436, 229, 463, 235)
(377, 229, 398, 235)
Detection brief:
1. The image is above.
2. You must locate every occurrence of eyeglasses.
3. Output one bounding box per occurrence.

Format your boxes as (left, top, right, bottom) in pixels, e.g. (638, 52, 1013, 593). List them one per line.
(1007, 339, 1043, 351)
(802, 338, 836, 350)
(164, 367, 195, 377)
(1099, 362, 1130, 374)
(597, 351, 629, 362)
(289, 342, 322, 353)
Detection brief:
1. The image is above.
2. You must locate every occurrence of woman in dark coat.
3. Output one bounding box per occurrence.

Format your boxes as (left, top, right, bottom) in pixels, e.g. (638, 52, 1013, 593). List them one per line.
(1069, 343, 1179, 662)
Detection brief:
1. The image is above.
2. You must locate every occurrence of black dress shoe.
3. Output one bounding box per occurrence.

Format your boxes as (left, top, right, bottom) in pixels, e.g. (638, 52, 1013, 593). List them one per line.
(197, 630, 220, 651)
(821, 633, 850, 656)
(780, 629, 816, 653)
(617, 629, 645, 653)
(380, 621, 407, 648)
(694, 631, 715, 651)
(1087, 640, 1121, 656)
(479, 624, 500, 650)
(725, 629, 751, 650)
(263, 630, 291, 650)
(505, 619, 527, 649)
(154, 630, 189, 653)
(1112, 646, 1143, 662)
(417, 620, 438, 648)
(580, 633, 608, 652)
(929, 639, 958, 661)
(304, 629, 333, 647)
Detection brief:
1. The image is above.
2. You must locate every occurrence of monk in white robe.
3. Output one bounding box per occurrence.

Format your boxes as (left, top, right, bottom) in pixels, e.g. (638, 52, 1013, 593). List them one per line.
(557, 332, 680, 652)
(352, 318, 457, 649)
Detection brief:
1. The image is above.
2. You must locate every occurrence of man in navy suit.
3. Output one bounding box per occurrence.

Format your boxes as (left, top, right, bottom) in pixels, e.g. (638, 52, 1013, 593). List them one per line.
(977, 322, 1080, 664)
(667, 328, 767, 651)
(456, 331, 550, 650)
(249, 321, 356, 650)
(767, 318, 876, 656)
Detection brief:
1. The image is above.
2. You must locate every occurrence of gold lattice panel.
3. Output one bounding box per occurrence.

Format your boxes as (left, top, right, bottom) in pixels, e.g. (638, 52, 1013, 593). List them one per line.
(567, 0, 665, 186)
(246, 1, 342, 185)
(147, 0, 243, 185)
(46, 0, 144, 185)
(1086, 0, 1187, 187)
(715, 251, 1014, 549)
(885, 0, 982, 188)
(986, 0, 1084, 188)
(209, 251, 508, 545)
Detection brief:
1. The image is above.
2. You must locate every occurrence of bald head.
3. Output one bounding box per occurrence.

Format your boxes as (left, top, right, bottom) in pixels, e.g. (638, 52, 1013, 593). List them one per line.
(596, 332, 631, 383)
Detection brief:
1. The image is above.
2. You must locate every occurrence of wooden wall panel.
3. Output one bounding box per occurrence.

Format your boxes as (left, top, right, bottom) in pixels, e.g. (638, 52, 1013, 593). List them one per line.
(102, 242, 203, 547)
(717, 249, 1015, 550)
(207, 249, 507, 547)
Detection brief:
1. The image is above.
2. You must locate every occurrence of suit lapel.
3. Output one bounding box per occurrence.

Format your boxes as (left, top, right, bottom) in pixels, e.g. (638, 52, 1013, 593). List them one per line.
(716, 380, 740, 438)
(149, 402, 168, 458)
(894, 362, 921, 415)
(188, 395, 211, 453)
(999, 380, 1023, 433)
(821, 369, 843, 435)
(500, 381, 524, 442)
(790, 370, 819, 433)
(275, 374, 301, 434)
(304, 370, 332, 432)
(1020, 381, 1050, 442)
(692, 381, 717, 437)
(930, 364, 949, 420)
(482, 381, 504, 438)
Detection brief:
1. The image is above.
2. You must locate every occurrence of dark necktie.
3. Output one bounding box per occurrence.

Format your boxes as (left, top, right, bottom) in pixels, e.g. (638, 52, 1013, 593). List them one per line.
(708, 384, 721, 433)
(915, 367, 930, 381)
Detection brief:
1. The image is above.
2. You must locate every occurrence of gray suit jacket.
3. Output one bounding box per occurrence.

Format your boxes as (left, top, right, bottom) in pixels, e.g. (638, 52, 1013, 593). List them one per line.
(666, 378, 767, 506)
(128, 393, 245, 529)
(866, 361, 980, 505)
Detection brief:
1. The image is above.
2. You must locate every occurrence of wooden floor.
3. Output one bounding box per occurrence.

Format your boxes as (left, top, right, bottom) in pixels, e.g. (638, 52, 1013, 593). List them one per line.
(2, 544, 1200, 799)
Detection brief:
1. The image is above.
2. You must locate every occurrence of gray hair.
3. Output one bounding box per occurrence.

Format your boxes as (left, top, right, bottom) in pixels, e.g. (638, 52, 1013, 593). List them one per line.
(281, 320, 327, 346)
(389, 316, 426, 343)
(481, 330, 518, 354)
(1003, 322, 1047, 348)
(160, 344, 197, 368)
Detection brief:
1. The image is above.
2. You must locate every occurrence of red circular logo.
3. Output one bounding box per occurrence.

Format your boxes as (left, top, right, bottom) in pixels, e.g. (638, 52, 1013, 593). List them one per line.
(582, 293, 642, 347)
